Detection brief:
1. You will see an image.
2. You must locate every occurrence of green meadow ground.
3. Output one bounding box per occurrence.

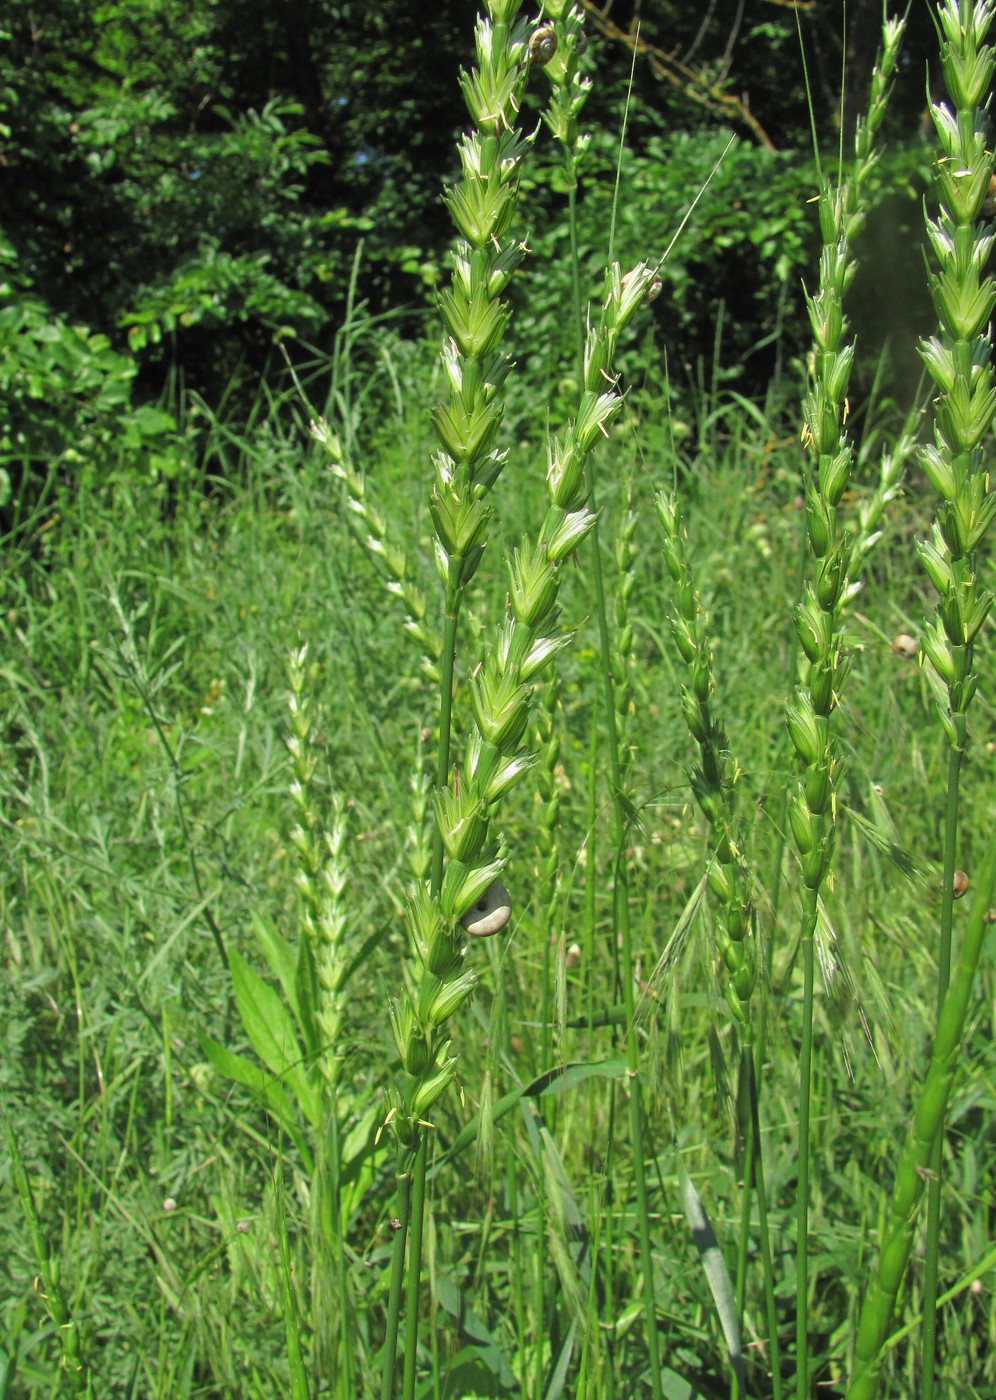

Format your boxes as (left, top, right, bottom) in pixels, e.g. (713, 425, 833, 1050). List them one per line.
(2, 338, 994, 1395)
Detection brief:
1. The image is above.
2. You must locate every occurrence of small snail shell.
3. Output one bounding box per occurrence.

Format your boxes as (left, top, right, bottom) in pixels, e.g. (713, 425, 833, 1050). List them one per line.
(575, 32, 588, 56)
(461, 879, 512, 937)
(982, 172, 996, 219)
(646, 276, 663, 303)
(952, 870, 970, 900)
(890, 633, 918, 659)
(528, 24, 558, 68)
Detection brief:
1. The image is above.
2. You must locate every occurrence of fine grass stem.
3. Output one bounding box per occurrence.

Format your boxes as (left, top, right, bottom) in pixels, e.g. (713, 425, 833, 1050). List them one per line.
(382, 6, 536, 1387)
(788, 17, 905, 1392)
(847, 833, 996, 1399)
(7, 1125, 94, 1398)
(655, 491, 779, 1399)
(539, 8, 667, 1381)
(910, 3, 996, 1390)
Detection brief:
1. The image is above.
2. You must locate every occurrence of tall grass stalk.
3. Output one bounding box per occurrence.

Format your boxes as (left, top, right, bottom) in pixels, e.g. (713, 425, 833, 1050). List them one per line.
(285, 646, 355, 1393)
(787, 18, 905, 1392)
(381, 0, 534, 1372)
(908, 4, 996, 1391)
(384, 249, 661, 1391)
(8, 1, 996, 1395)
(538, 4, 666, 1388)
(846, 833, 996, 1399)
(7, 1126, 94, 1398)
(536, 11, 590, 1353)
(375, 4, 661, 1391)
(655, 492, 780, 1399)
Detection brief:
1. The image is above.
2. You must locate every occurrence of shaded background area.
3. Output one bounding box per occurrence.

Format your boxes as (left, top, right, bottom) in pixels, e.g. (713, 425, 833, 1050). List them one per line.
(1, 0, 937, 507)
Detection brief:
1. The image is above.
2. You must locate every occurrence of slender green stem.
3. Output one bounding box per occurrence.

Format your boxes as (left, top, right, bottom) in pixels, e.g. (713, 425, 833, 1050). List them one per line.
(8, 1126, 94, 1397)
(602, 1079, 619, 1398)
(584, 721, 615, 1397)
(567, 178, 585, 387)
(540, 897, 554, 1070)
(585, 714, 599, 1087)
(431, 609, 462, 890)
(395, 607, 461, 1392)
(402, 1135, 429, 1400)
(911, 3, 996, 1383)
(506, 1146, 529, 1395)
(920, 741, 963, 1396)
(275, 1170, 311, 1400)
(735, 1064, 753, 1330)
(582, 273, 664, 1400)
(381, 1155, 412, 1400)
(747, 1050, 783, 1400)
(533, 1182, 547, 1396)
(328, 1098, 353, 1399)
(848, 832, 996, 1400)
(795, 901, 817, 1400)
(553, 31, 662, 1384)
(587, 454, 663, 1397)
(734, 1031, 782, 1400)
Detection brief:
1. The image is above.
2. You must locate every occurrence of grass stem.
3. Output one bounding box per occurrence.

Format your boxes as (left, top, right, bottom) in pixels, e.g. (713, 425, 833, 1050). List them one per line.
(919, 739, 964, 1396)
(589, 478, 663, 1397)
(381, 1155, 412, 1400)
(402, 1135, 429, 1400)
(795, 910, 816, 1400)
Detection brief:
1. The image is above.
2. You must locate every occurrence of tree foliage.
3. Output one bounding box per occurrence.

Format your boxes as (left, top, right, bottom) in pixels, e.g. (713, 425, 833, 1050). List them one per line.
(0, 0, 934, 495)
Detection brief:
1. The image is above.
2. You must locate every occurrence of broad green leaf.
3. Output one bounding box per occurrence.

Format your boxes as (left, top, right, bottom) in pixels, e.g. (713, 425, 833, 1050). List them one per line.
(252, 910, 321, 1066)
(229, 949, 320, 1127)
(250, 911, 299, 1015)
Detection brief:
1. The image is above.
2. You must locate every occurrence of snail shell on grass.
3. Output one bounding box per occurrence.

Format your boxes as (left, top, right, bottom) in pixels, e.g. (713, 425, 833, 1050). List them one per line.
(527, 24, 557, 68)
(461, 879, 511, 937)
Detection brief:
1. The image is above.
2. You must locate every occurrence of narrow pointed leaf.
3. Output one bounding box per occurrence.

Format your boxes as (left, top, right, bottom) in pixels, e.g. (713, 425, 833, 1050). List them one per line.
(678, 1155, 746, 1396)
(294, 935, 322, 1068)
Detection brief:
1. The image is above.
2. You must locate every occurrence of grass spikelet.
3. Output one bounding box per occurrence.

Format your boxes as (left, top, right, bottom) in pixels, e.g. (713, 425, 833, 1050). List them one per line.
(787, 17, 908, 1391)
(851, 1, 996, 1391)
(286, 644, 349, 1088)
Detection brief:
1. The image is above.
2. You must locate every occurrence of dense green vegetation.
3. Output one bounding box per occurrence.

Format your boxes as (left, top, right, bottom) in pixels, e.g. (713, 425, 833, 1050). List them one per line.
(3, 2, 995, 1398)
(2, 0, 934, 514)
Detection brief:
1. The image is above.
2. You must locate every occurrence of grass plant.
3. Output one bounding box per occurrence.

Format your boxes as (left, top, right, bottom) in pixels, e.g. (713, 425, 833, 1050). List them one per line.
(3, 2, 996, 1399)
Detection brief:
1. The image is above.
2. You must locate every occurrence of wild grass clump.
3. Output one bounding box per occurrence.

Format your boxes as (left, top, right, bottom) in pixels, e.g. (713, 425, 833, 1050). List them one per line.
(3, 2, 995, 1398)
